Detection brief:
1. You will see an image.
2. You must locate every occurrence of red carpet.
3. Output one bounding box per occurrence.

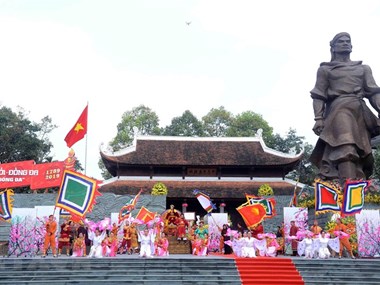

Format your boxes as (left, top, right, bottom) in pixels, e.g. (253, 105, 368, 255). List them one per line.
(235, 257, 304, 285)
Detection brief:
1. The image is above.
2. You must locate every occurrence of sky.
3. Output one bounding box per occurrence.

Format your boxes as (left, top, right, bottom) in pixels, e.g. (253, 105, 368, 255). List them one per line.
(1, 0, 380, 180)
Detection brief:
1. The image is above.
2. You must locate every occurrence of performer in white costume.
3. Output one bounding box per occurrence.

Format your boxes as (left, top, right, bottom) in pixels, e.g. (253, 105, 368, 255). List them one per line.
(241, 232, 257, 258)
(138, 228, 155, 258)
(317, 231, 331, 259)
(313, 231, 340, 259)
(297, 232, 314, 259)
(88, 228, 106, 258)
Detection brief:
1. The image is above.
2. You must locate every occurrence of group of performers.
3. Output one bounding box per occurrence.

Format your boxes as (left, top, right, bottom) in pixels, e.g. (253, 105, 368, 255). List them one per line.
(289, 219, 356, 259)
(41, 206, 355, 260)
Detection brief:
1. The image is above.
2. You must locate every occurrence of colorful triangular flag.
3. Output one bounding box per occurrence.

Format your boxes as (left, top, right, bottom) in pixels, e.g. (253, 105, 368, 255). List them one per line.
(0, 189, 14, 221)
(193, 189, 216, 214)
(119, 189, 143, 222)
(245, 194, 276, 218)
(55, 170, 101, 219)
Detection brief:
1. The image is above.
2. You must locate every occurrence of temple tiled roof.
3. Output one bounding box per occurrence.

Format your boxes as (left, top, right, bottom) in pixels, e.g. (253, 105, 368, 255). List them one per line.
(100, 135, 303, 177)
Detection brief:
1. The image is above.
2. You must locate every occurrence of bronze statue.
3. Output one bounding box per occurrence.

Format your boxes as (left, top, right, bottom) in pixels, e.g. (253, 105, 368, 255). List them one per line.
(310, 32, 380, 181)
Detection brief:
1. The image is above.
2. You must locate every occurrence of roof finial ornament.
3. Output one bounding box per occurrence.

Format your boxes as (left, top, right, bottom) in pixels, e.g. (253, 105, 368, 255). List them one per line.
(256, 128, 263, 138)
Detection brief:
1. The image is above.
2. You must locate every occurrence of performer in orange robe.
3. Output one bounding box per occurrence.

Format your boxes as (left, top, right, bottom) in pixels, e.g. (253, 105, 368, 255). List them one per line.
(129, 223, 139, 254)
(334, 218, 355, 259)
(42, 215, 57, 257)
(111, 223, 119, 236)
(310, 220, 322, 237)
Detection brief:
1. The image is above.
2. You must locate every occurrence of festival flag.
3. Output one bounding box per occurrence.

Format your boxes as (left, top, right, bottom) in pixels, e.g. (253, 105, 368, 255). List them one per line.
(59, 208, 71, 217)
(193, 189, 216, 214)
(0, 189, 14, 221)
(245, 194, 276, 218)
(236, 203, 266, 228)
(55, 170, 101, 219)
(341, 180, 368, 216)
(135, 206, 156, 224)
(64, 104, 88, 148)
(118, 189, 143, 222)
(315, 180, 341, 214)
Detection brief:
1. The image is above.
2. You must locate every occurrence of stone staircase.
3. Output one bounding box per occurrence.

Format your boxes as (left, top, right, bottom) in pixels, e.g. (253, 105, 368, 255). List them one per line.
(0, 257, 241, 285)
(293, 258, 380, 285)
(167, 235, 192, 254)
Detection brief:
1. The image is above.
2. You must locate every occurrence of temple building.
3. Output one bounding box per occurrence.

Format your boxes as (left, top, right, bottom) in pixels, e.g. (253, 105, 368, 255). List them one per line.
(99, 133, 303, 224)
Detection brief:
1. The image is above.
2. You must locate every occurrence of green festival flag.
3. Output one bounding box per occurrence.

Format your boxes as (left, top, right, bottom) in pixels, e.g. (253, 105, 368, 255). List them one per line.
(55, 170, 101, 218)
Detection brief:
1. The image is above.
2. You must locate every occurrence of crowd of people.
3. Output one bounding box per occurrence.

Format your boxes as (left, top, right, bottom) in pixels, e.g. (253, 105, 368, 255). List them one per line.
(41, 208, 354, 260)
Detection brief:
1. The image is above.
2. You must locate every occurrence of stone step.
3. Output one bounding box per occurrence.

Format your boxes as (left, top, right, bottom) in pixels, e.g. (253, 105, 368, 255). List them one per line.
(0, 280, 242, 285)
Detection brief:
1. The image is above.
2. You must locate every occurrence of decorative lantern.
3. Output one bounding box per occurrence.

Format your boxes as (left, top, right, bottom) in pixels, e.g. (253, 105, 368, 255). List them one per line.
(182, 202, 188, 213)
(220, 202, 226, 213)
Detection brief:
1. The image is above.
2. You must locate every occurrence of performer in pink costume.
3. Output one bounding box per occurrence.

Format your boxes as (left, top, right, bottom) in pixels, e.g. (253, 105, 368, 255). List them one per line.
(156, 232, 169, 256)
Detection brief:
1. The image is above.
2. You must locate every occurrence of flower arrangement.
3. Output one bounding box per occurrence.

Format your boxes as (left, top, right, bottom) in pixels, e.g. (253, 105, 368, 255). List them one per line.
(258, 184, 273, 196)
(151, 182, 168, 195)
(364, 192, 380, 204)
(297, 196, 315, 208)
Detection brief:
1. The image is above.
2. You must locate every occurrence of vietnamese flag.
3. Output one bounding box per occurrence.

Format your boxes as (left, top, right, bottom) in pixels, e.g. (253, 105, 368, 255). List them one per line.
(236, 203, 266, 228)
(64, 105, 88, 148)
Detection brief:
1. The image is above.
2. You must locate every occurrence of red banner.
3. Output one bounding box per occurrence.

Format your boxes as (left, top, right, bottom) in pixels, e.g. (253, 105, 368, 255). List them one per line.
(0, 161, 64, 190)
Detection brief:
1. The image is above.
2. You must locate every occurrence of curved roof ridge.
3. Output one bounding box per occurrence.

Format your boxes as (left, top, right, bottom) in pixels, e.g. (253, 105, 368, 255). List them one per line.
(100, 134, 303, 159)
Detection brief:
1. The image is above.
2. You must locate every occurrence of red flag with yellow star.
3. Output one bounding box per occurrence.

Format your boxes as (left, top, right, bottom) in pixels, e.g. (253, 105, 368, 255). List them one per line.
(64, 105, 88, 148)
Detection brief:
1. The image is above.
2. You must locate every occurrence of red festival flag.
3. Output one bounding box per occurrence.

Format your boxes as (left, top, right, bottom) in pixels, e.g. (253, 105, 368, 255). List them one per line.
(64, 105, 88, 148)
(135, 206, 156, 224)
(236, 203, 266, 228)
(314, 180, 340, 214)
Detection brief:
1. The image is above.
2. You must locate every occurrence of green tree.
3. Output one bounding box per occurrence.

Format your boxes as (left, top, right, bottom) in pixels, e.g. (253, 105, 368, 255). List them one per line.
(372, 146, 380, 179)
(269, 128, 304, 153)
(226, 111, 274, 143)
(110, 105, 161, 151)
(273, 129, 318, 185)
(0, 106, 56, 163)
(99, 105, 161, 179)
(162, 110, 204, 137)
(202, 106, 234, 137)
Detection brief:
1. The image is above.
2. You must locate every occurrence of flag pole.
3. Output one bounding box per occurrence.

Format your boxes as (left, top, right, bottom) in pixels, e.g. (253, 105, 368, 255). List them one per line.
(84, 102, 89, 175)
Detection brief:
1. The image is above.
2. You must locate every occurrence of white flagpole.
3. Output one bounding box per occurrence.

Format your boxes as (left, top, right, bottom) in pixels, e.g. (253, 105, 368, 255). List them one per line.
(84, 102, 89, 175)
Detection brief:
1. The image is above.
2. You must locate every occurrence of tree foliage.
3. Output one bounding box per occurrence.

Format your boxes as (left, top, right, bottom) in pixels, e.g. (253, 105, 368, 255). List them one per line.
(110, 105, 161, 151)
(202, 106, 233, 137)
(162, 110, 204, 137)
(0, 106, 56, 163)
(273, 129, 318, 185)
(372, 146, 380, 179)
(100, 105, 319, 184)
(226, 111, 274, 142)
